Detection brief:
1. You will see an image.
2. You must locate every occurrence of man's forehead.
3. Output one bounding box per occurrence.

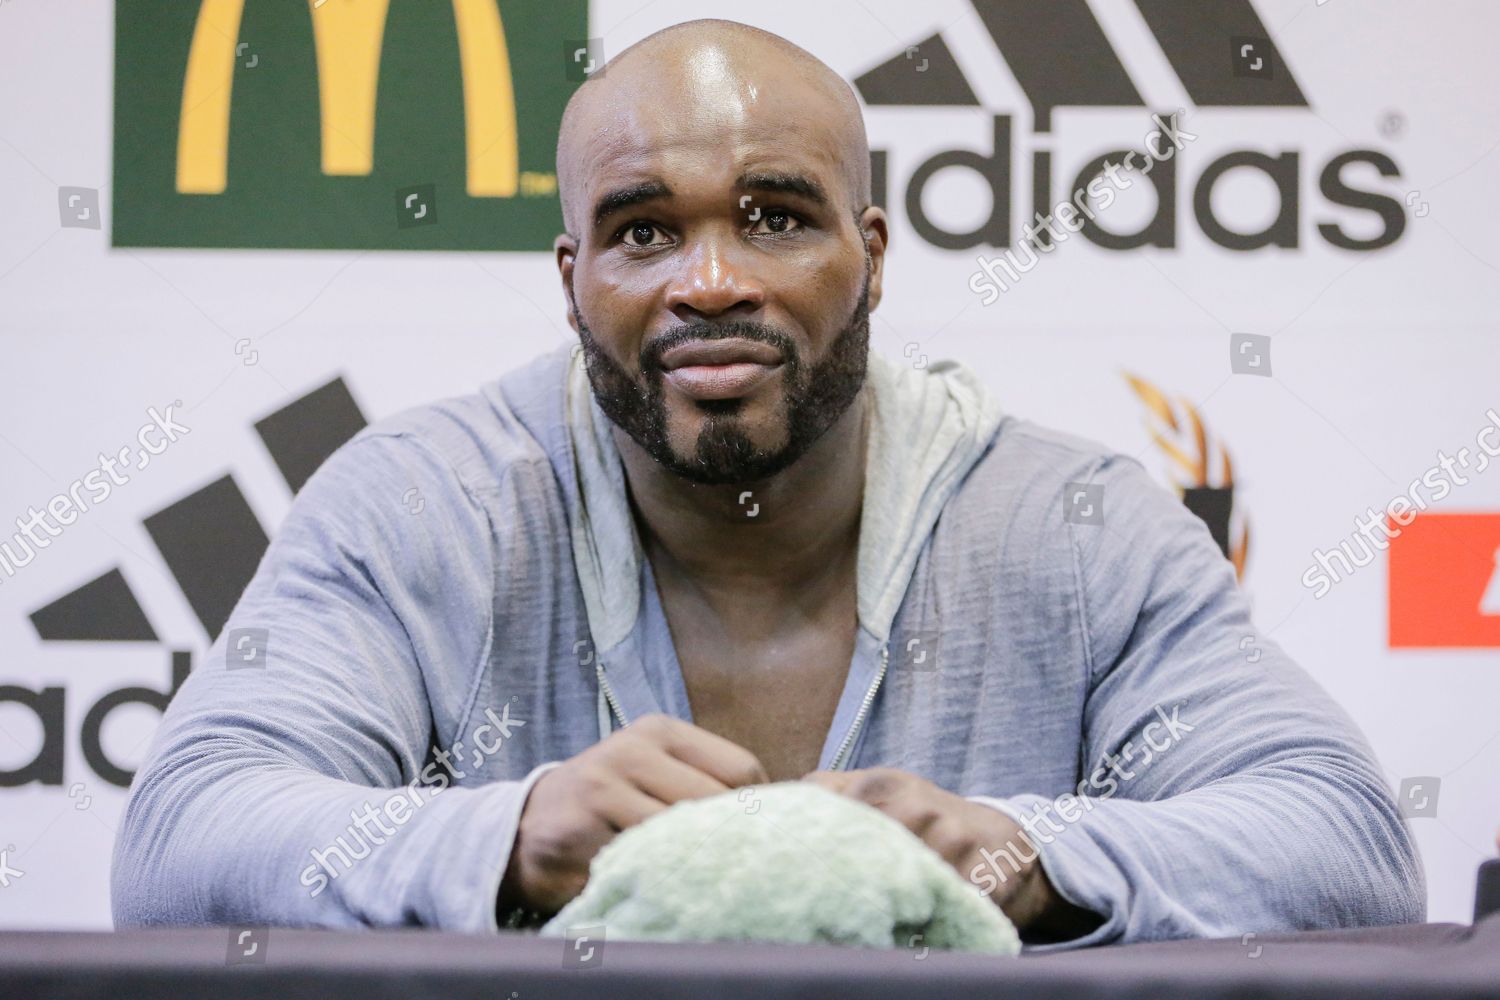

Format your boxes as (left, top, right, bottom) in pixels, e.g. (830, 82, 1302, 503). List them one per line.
(570, 96, 852, 217)
(584, 117, 839, 191)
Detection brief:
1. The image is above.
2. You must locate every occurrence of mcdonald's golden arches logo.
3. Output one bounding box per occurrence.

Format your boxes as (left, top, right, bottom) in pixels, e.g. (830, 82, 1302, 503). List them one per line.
(114, 0, 583, 250)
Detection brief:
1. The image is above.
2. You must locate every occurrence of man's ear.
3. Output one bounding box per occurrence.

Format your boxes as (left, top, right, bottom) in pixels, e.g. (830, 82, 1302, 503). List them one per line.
(858, 207, 890, 313)
(555, 232, 580, 335)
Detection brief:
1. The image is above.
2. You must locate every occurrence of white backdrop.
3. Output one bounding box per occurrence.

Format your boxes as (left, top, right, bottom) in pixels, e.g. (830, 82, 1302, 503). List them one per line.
(1, 0, 1497, 930)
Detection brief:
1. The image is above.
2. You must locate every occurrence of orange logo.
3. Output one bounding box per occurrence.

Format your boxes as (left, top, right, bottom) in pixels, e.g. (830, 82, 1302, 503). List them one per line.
(1388, 512, 1500, 647)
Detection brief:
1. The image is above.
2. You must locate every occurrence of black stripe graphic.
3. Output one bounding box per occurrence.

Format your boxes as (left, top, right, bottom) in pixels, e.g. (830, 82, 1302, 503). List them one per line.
(1133, 0, 1307, 106)
(854, 33, 980, 107)
(143, 475, 268, 638)
(32, 378, 366, 646)
(1182, 486, 1234, 558)
(254, 376, 367, 494)
(30, 568, 157, 641)
(971, 0, 1143, 131)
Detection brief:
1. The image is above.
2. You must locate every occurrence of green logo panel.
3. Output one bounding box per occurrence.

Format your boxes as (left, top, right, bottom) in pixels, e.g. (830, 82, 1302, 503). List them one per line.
(113, 0, 585, 250)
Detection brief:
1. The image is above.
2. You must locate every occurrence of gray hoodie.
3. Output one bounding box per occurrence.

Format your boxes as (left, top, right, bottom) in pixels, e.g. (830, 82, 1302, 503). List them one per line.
(111, 344, 1425, 949)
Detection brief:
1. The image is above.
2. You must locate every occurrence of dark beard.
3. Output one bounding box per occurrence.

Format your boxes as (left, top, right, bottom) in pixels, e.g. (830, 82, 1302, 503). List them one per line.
(572, 272, 871, 486)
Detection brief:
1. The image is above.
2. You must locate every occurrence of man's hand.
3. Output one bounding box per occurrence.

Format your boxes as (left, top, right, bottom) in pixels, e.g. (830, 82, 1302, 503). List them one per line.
(802, 767, 1099, 940)
(500, 714, 769, 917)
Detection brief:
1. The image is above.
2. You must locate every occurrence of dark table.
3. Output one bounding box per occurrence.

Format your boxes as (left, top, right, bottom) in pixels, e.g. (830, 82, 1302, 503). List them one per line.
(3, 918, 1497, 999)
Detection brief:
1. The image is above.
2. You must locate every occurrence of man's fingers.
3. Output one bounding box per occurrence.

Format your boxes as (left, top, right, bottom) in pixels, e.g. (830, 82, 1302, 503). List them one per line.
(628, 750, 734, 805)
(801, 770, 853, 793)
(843, 768, 914, 807)
(634, 715, 770, 787)
(916, 815, 977, 864)
(594, 781, 668, 833)
(804, 768, 943, 840)
(804, 768, 908, 807)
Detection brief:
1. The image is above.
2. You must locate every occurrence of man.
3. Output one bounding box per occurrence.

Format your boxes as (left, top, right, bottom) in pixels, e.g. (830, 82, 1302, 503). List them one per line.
(112, 20, 1424, 948)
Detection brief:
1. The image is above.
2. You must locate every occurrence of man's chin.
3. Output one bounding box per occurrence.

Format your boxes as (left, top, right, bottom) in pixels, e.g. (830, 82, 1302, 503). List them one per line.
(663, 453, 800, 487)
(659, 413, 796, 486)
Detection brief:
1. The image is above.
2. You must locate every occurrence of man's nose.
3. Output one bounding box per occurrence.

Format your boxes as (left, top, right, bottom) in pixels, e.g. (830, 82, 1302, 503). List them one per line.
(663, 235, 765, 322)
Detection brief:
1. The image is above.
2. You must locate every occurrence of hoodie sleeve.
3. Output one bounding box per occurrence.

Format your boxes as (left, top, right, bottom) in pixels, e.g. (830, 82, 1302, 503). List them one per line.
(970, 454, 1425, 949)
(111, 430, 554, 931)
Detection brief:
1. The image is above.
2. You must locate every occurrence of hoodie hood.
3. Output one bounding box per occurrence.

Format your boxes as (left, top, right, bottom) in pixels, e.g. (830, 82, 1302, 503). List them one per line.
(562, 347, 1004, 657)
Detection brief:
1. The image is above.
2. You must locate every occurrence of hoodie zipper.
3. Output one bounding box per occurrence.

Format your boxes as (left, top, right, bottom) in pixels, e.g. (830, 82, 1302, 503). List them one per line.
(596, 660, 629, 729)
(829, 642, 889, 771)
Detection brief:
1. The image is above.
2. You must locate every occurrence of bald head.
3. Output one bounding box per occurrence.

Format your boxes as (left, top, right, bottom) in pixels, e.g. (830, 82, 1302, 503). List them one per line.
(556, 19, 871, 237)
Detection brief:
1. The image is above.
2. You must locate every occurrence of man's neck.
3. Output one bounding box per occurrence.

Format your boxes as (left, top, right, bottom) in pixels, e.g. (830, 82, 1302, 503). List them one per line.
(611, 392, 870, 607)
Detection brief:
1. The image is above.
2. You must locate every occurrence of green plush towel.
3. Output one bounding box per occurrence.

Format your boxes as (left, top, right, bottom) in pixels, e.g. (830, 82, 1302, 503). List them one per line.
(539, 782, 1020, 955)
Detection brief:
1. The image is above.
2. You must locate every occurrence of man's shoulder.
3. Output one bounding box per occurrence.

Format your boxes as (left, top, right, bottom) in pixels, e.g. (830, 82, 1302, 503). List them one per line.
(340, 345, 573, 497)
(264, 348, 577, 601)
(954, 414, 1223, 586)
(949, 415, 1190, 560)
(966, 416, 1145, 507)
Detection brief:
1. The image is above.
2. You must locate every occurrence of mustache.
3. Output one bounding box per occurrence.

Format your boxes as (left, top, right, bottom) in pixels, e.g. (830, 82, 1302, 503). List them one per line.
(639, 320, 798, 372)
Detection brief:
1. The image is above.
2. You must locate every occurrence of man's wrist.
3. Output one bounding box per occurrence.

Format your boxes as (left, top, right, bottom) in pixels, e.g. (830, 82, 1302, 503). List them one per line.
(1005, 842, 1104, 942)
(495, 872, 547, 930)
(967, 796, 1103, 942)
(496, 900, 546, 930)
(493, 761, 564, 931)
(495, 831, 550, 929)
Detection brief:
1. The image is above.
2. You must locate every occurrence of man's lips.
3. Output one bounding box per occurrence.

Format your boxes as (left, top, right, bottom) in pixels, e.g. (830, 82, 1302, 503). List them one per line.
(658, 338, 783, 400)
(659, 337, 783, 370)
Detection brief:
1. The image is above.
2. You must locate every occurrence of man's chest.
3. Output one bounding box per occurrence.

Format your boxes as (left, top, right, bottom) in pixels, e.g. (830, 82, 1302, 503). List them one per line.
(654, 583, 858, 781)
(673, 629, 856, 781)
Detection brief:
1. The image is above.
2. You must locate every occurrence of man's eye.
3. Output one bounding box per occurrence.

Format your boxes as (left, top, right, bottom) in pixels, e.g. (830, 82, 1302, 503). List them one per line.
(750, 209, 800, 235)
(621, 222, 667, 247)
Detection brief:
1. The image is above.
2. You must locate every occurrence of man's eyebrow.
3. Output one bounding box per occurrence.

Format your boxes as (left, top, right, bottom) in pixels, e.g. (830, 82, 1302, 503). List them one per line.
(737, 171, 829, 208)
(592, 180, 673, 229)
